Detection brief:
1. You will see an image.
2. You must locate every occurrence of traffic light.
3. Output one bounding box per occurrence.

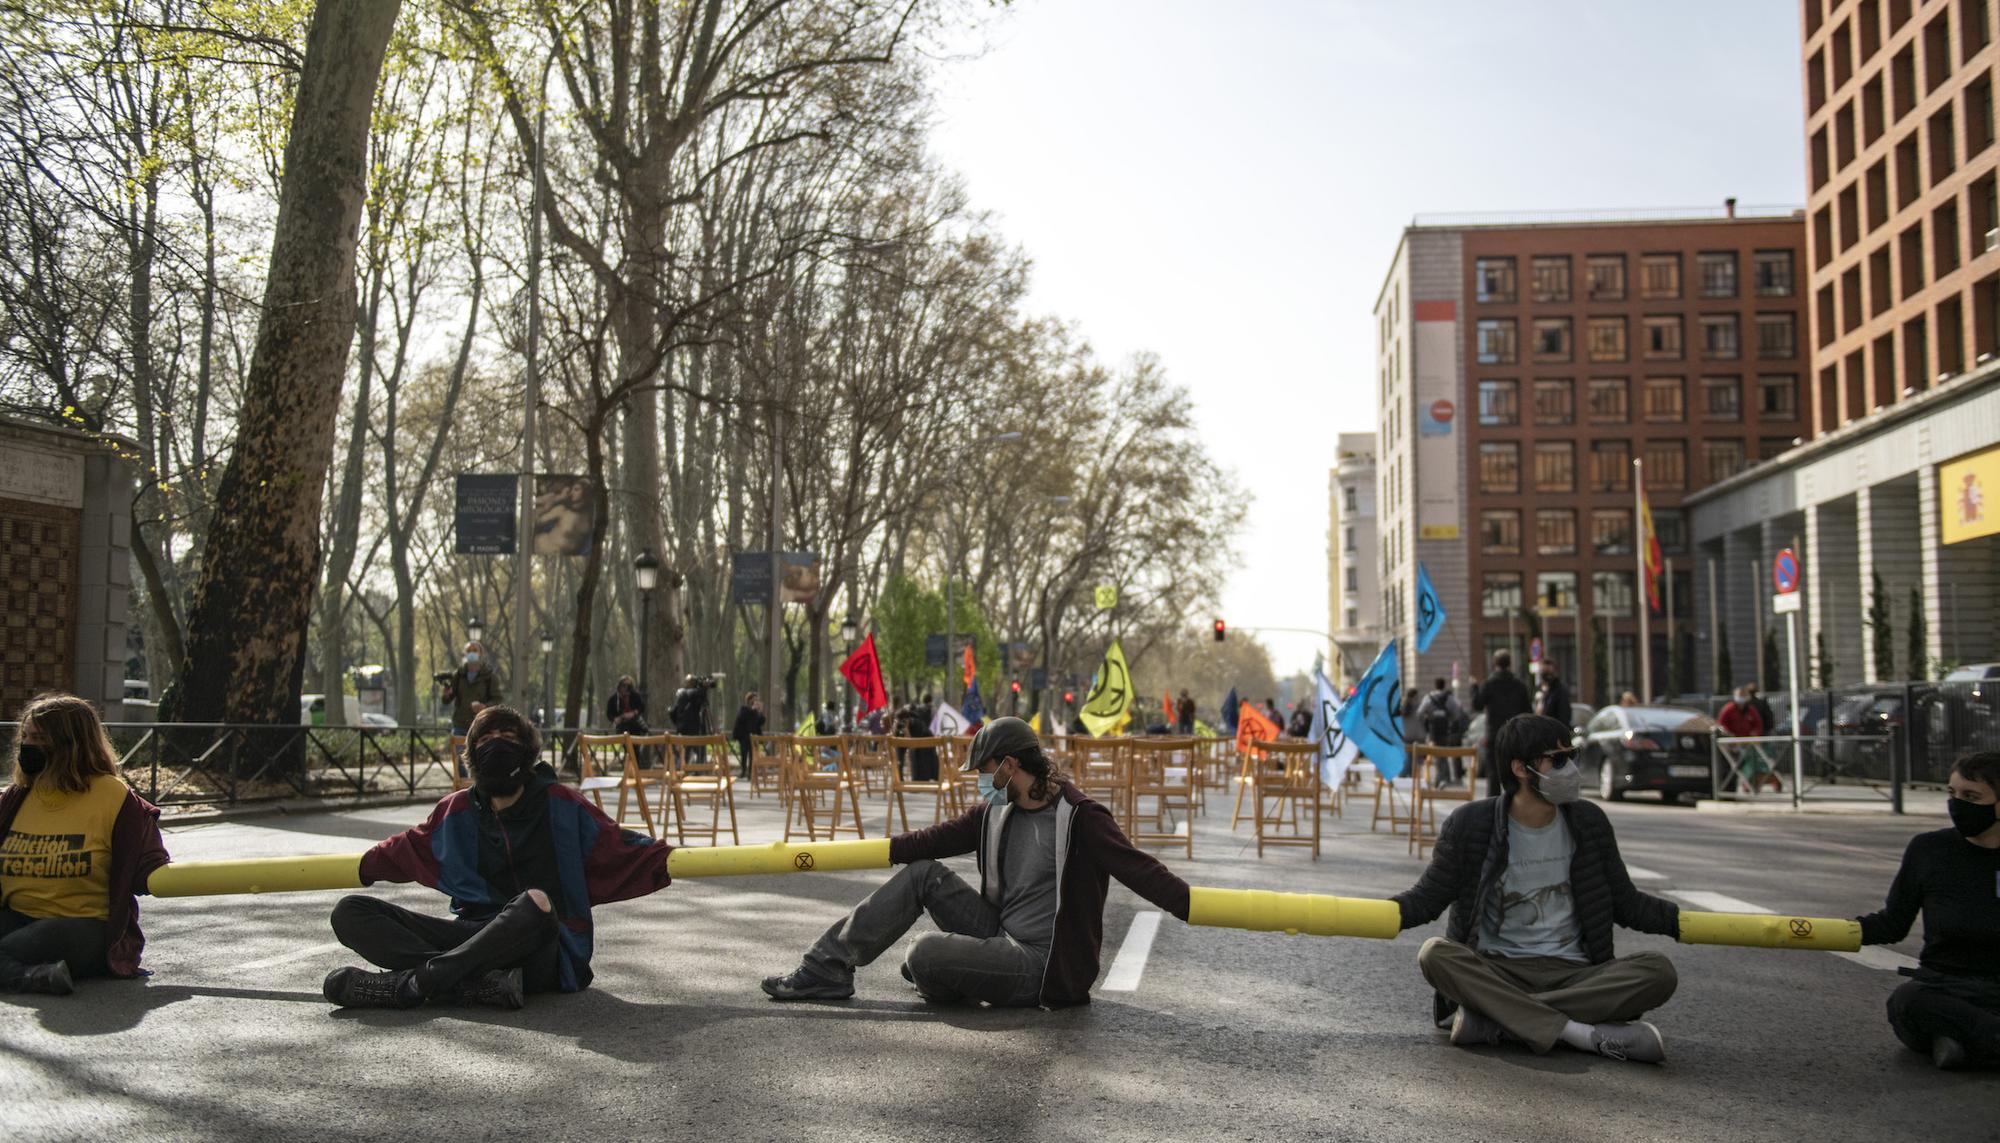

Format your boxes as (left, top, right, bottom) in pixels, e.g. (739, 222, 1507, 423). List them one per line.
(1062, 690, 1075, 704)
(1213, 618, 1226, 642)
(1009, 678, 1021, 694)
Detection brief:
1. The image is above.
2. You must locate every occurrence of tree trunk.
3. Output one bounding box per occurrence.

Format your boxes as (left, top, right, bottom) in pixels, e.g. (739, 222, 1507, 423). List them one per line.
(168, 0, 402, 725)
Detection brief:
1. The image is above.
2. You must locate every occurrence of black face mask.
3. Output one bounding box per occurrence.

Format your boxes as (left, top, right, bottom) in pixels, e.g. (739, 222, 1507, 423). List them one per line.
(15, 744, 48, 778)
(472, 738, 534, 798)
(1947, 796, 1998, 839)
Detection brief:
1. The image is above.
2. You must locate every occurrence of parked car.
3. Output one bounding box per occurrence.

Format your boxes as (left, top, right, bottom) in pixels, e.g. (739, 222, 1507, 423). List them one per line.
(1579, 705, 1717, 803)
(1943, 663, 2000, 682)
(1460, 705, 1593, 758)
(360, 712, 397, 729)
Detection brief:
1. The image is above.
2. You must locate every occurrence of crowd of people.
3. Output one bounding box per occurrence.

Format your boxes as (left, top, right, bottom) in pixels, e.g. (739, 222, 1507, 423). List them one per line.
(1, 690, 1994, 1073)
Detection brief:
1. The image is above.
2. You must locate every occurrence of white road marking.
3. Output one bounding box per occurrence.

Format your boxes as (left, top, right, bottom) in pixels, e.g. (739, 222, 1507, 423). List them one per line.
(1101, 910, 1162, 991)
(1667, 890, 1918, 973)
(1625, 865, 1666, 882)
(231, 940, 346, 973)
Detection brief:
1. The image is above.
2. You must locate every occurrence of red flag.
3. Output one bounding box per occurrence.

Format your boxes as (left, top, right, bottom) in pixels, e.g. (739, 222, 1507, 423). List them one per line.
(1235, 700, 1280, 756)
(839, 633, 888, 714)
(962, 641, 976, 689)
(1163, 690, 1174, 721)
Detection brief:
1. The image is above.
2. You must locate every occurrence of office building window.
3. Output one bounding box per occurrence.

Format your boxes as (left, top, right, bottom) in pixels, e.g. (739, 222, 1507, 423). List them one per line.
(1756, 313, 1798, 358)
(1479, 442, 1520, 493)
(1476, 257, 1517, 303)
(1643, 440, 1687, 490)
(1593, 571, 1636, 618)
(1761, 436, 1796, 461)
(1344, 567, 1359, 592)
(1640, 253, 1682, 299)
(1588, 377, 1630, 423)
(1591, 509, 1633, 555)
(1754, 249, 1795, 296)
(1700, 314, 1741, 359)
(1478, 379, 1519, 425)
(1536, 571, 1579, 612)
(1536, 508, 1578, 556)
(1700, 439, 1747, 484)
(1532, 256, 1572, 302)
(1533, 378, 1574, 425)
(1343, 525, 1356, 551)
(1590, 439, 1632, 491)
(1533, 442, 1576, 492)
(1477, 319, 1518, 364)
(1586, 254, 1627, 300)
(1588, 316, 1629, 362)
(1481, 509, 1521, 555)
(1344, 486, 1357, 513)
(1698, 251, 1739, 297)
(1482, 573, 1524, 618)
(1346, 606, 1359, 629)
(1533, 317, 1573, 361)
(1651, 508, 1686, 553)
(1643, 315, 1684, 359)
(1702, 375, 1742, 420)
(1643, 376, 1685, 421)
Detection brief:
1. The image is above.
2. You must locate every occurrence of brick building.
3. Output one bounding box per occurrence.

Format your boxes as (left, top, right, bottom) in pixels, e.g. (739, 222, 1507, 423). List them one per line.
(1374, 211, 1809, 703)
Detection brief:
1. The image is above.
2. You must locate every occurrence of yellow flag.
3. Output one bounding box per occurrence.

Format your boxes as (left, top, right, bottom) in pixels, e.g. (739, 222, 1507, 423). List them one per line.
(1078, 640, 1132, 737)
(1029, 712, 1042, 734)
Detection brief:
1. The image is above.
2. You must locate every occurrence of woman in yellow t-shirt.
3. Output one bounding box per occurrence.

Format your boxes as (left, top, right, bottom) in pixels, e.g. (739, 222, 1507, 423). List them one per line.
(0, 693, 170, 995)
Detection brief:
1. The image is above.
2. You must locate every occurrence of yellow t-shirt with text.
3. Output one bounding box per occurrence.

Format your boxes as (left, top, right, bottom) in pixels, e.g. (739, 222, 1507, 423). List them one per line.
(0, 774, 126, 920)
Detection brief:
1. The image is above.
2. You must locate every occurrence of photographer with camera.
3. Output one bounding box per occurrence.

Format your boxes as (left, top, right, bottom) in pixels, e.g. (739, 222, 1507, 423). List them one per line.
(441, 642, 505, 734)
(669, 675, 714, 736)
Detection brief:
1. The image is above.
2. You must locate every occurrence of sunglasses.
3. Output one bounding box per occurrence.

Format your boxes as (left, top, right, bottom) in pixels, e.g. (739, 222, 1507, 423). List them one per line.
(1536, 749, 1578, 766)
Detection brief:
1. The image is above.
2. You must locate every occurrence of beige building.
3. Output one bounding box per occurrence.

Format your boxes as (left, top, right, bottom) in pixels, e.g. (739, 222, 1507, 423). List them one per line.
(1327, 432, 1381, 686)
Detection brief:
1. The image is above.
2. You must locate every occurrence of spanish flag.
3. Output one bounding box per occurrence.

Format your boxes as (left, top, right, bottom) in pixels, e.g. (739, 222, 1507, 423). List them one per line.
(1639, 490, 1664, 612)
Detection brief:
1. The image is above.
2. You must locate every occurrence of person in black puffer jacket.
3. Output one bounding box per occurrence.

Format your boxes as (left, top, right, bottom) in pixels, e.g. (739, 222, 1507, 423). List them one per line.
(1393, 714, 1681, 1063)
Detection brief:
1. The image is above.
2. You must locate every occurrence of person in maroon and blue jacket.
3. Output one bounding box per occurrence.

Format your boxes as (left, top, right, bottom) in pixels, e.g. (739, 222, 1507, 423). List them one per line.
(321, 706, 672, 1011)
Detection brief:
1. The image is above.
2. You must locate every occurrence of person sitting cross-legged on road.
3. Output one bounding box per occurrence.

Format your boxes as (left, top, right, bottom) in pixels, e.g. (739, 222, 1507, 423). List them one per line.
(1855, 750, 2000, 1071)
(0, 693, 171, 996)
(1393, 713, 1681, 1063)
(321, 705, 673, 1011)
(761, 716, 1190, 1008)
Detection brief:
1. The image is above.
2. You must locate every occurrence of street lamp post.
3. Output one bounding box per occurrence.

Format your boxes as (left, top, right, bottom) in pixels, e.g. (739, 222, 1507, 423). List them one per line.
(538, 629, 555, 726)
(634, 552, 660, 698)
(840, 611, 859, 727)
(467, 616, 485, 646)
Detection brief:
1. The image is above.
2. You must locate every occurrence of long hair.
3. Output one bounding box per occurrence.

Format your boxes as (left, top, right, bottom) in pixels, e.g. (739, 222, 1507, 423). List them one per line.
(1014, 745, 1067, 803)
(13, 693, 120, 794)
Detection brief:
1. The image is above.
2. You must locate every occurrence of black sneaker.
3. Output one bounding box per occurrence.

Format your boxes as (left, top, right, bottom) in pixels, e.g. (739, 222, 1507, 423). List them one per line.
(17, 962, 74, 996)
(760, 965, 853, 1001)
(433, 968, 525, 1011)
(1931, 1035, 1969, 1071)
(1449, 1006, 1505, 1047)
(322, 966, 422, 1009)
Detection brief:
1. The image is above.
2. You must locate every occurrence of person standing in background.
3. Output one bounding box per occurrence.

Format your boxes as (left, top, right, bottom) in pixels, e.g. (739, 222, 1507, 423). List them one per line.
(442, 641, 505, 734)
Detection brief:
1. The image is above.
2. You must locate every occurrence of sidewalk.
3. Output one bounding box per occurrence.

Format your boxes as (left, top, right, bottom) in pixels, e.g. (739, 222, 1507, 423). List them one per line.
(1694, 787, 1948, 817)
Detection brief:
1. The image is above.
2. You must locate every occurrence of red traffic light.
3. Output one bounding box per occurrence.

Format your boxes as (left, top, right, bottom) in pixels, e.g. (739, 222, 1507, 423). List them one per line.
(1062, 691, 1075, 704)
(1009, 679, 1021, 694)
(1212, 618, 1226, 642)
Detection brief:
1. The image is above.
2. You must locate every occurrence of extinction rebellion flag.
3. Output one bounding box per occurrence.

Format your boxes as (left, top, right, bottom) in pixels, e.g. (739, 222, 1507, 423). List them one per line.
(838, 632, 888, 714)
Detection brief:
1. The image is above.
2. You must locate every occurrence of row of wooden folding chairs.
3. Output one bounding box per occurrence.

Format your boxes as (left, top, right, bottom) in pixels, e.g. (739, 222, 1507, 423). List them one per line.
(1043, 735, 1200, 858)
(1230, 739, 1324, 859)
(573, 732, 740, 846)
(741, 734, 978, 842)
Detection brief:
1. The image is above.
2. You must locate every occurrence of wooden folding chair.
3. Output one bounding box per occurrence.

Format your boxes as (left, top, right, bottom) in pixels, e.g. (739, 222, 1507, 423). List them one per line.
(1369, 763, 1417, 836)
(885, 735, 957, 833)
(576, 732, 653, 836)
(845, 733, 896, 796)
(663, 734, 740, 846)
(784, 735, 867, 841)
(1071, 737, 1133, 825)
(1251, 740, 1321, 859)
(747, 733, 788, 800)
(1230, 738, 1265, 829)
(1125, 737, 1196, 859)
(449, 734, 471, 792)
(1411, 745, 1480, 859)
(621, 733, 676, 837)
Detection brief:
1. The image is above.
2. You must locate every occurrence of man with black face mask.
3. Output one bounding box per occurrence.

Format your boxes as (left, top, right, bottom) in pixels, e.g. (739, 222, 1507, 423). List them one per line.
(1391, 713, 1682, 1063)
(1854, 750, 2000, 1069)
(320, 705, 673, 1010)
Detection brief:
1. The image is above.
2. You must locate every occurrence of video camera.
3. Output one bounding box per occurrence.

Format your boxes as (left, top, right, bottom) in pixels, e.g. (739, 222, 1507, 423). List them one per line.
(431, 671, 455, 685)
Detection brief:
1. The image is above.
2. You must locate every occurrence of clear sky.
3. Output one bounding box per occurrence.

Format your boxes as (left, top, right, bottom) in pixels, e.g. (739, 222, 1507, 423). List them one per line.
(926, 0, 1808, 676)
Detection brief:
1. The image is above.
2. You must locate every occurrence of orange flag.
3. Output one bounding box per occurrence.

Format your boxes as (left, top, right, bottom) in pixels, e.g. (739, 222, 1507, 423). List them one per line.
(962, 641, 976, 689)
(1162, 689, 1174, 721)
(1236, 700, 1280, 756)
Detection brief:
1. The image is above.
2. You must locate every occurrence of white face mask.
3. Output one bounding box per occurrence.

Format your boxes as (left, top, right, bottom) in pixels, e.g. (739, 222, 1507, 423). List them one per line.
(977, 763, 1011, 807)
(1528, 757, 1582, 805)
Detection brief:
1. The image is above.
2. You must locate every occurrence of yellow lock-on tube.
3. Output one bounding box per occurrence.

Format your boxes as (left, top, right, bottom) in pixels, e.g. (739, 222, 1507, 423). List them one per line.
(1676, 910, 1862, 952)
(666, 838, 892, 879)
(1187, 886, 1403, 940)
(148, 853, 367, 898)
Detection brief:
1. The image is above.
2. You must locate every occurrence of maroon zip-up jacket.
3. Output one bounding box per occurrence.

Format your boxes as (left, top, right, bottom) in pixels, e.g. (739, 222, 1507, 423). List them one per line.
(0, 780, 172, 976)
(888, 780, 1190, 1007)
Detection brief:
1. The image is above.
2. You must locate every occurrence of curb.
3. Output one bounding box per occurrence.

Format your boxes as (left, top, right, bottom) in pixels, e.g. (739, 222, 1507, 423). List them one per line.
(1693, 797, 1932, 817)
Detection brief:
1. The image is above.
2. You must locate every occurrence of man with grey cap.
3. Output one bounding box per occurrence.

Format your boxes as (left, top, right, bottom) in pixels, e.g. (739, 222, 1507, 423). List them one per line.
(761, 716, 1190, 1007)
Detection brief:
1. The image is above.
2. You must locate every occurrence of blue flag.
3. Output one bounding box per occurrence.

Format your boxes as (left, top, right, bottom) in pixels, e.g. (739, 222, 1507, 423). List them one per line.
(1221, 687, 1239, 733)
(962, 678, 986, 725)
(1337, 640, 1408, 780)
(1307, 670, 1360, 790)
(1414, 562, 1446, 654)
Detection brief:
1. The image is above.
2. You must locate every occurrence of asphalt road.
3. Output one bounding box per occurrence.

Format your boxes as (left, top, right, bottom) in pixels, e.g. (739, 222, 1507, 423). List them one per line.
(2, 783, 1993, 1143)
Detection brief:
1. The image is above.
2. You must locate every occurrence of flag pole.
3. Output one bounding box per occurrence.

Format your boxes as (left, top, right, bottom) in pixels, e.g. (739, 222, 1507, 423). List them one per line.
(1634, 457, 1652, 701)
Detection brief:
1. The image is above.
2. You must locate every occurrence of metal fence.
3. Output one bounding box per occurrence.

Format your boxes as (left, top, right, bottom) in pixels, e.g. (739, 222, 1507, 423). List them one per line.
(1709, 733, 1899, 808)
